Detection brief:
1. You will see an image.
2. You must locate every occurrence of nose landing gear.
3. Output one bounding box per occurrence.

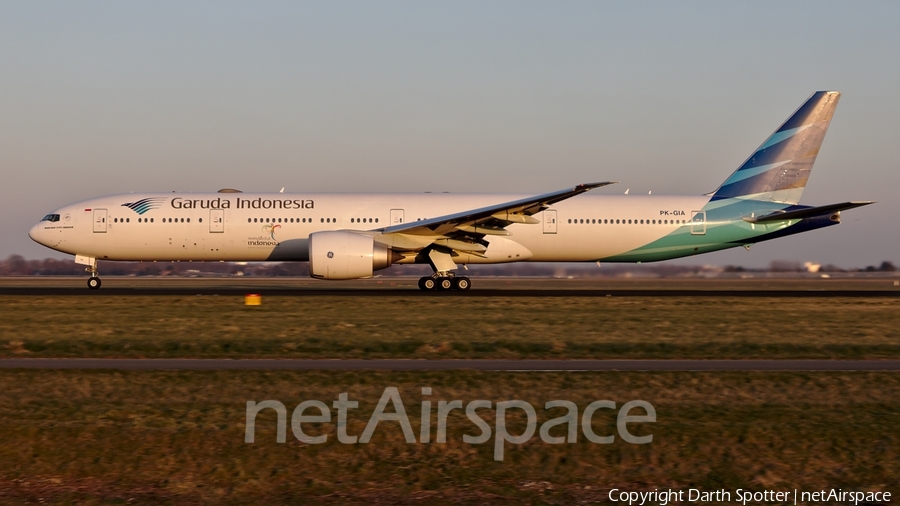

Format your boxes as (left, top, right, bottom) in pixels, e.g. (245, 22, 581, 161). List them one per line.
(77, 256, 102, 290)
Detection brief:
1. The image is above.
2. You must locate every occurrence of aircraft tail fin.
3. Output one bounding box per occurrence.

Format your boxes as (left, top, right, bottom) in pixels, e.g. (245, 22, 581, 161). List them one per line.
(712, 91, 840, 204)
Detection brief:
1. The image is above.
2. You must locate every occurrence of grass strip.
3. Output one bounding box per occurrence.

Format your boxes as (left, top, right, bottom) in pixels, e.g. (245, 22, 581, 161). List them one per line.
(0, 370, 897, 504)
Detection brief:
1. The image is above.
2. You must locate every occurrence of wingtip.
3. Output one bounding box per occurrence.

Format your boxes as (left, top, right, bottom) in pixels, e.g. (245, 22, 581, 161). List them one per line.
(580, 181, 618, 189)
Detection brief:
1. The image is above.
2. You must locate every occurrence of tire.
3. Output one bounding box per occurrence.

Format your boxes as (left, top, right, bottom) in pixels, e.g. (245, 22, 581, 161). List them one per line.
(454, 277, 471, 291)
(421, 277, 437, 291)
(438, 277, 453, 290)
(87, 277, 101, 290)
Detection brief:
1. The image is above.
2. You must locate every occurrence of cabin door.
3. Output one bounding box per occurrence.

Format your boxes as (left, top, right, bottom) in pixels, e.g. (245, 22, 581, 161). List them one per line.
(390, 209, 404, 226)
(542, 209, 558, 234)
(92, 209, 107, 233)
(210, 209, 225, 233)
(691, 210, 706, 235)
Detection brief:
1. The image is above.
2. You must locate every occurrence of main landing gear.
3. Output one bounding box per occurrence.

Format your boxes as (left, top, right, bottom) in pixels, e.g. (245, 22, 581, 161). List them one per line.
(417, 275, 471, 291)
(418, 248, 470, 291)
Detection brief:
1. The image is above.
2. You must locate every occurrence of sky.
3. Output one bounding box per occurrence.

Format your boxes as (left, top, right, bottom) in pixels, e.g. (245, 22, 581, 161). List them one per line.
(1, 1, 897, 268)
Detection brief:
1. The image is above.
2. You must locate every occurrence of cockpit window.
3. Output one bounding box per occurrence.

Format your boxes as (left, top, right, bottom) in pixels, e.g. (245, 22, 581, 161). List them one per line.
(41, 214, 61, 222)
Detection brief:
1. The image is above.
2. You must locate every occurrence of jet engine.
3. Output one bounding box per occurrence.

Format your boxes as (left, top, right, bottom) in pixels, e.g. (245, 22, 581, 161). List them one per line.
(308, 231, 397, 280)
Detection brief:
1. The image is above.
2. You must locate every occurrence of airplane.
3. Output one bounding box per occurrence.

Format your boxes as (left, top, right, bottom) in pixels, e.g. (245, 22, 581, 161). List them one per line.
(29, 91, 873, 290)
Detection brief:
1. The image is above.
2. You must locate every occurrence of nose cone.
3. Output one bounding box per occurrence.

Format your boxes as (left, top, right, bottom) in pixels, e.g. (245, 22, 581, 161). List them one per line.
(29, 223, 45, 245)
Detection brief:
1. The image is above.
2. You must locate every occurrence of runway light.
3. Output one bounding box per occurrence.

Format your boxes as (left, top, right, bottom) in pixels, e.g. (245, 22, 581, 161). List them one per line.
(245, 294, 262, 306)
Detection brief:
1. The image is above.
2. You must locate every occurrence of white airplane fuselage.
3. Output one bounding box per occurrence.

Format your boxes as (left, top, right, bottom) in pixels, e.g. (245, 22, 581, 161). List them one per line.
(30, 192, 716, 264)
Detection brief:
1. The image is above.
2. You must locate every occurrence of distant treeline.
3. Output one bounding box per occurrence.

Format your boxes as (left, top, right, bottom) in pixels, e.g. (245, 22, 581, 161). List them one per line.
(0, 254, 895, 277)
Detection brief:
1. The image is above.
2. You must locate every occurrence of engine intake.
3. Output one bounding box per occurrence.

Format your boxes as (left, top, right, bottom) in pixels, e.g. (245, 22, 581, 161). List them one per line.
(308, 231, 397, 280)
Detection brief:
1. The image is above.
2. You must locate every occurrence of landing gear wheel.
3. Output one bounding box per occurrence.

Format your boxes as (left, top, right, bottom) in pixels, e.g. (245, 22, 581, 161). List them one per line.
(453, 277, 471, 291)
(419, 277, 437, 291)
(87, 277, 102, 290)
(438, 277, 454, 291)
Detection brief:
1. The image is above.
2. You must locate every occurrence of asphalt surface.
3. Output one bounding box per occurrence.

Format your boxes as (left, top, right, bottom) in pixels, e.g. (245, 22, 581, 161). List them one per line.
(3, 287, 899, 297)
(2, 359, 899, 371)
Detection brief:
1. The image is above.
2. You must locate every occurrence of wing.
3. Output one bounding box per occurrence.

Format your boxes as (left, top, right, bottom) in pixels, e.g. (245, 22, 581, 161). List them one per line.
(382, 182, 616, 237)
(372, 182, 616, 259)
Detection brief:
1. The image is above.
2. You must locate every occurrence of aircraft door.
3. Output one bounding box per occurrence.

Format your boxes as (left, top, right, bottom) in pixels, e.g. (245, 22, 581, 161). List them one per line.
(691, 210, 706, 235)
(542, 209, 557, 234)
(390, 209, 404, 226)
(210, 209, 224, 233)
(92, 209, 107, 233)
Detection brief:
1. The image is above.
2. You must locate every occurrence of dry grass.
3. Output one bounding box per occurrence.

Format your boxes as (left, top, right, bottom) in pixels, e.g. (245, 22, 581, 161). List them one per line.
(0, 370, 897, 504)
(2, 295, 899, 359)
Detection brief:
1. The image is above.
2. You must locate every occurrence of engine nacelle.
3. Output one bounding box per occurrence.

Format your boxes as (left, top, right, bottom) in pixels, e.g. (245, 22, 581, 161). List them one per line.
(308, 231, 396, 280)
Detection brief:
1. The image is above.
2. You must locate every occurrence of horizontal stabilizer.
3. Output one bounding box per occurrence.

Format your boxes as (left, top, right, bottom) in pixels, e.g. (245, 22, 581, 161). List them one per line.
(743, 201, 874, 223)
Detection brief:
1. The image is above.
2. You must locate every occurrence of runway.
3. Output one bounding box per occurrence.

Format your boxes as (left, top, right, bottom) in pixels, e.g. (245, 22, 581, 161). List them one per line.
(3, 287, 900, 297)
(3, 277, 899, 297)
(2, 358, 899, 371)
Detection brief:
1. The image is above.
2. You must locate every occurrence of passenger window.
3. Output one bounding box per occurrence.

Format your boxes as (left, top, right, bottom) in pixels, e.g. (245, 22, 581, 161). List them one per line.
(375, 218, 379, 223)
